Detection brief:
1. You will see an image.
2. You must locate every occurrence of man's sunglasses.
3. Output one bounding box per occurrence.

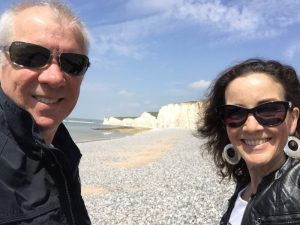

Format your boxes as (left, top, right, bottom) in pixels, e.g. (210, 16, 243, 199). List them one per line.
(0, 41, 90, 76)
(216, 101, 292, 128)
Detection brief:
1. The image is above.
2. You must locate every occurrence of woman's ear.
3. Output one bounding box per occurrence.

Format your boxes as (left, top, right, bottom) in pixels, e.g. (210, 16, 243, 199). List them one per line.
(289, 107, 300, 134)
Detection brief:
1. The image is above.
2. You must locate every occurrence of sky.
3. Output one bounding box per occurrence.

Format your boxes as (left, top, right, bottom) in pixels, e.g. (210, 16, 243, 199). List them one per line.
(1, 0, 300, 120)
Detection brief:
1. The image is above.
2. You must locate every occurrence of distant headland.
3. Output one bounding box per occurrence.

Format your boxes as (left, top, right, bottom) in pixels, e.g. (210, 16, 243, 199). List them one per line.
(103, 101, 204, 130)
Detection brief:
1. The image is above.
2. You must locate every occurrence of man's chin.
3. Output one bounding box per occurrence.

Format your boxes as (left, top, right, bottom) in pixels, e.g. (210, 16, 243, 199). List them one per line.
(34, 116, 61, 132)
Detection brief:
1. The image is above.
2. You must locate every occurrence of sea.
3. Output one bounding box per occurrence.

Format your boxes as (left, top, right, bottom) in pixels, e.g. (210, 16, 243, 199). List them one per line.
(63, 118, 125, 143)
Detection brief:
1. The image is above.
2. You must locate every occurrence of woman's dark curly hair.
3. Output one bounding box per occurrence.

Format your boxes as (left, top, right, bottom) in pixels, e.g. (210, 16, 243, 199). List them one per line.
(198, 58, 300, 185)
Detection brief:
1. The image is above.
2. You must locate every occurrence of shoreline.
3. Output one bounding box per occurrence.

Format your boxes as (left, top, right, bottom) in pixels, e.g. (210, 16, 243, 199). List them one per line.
(78, 128, 235, 224)
(73, 126, 152, 144)
(93, 125, 152, 135)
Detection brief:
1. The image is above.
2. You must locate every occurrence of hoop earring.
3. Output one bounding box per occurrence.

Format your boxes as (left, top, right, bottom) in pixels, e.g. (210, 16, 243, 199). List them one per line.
(222, 144, 241, 165)
(284, 136, 300, 158)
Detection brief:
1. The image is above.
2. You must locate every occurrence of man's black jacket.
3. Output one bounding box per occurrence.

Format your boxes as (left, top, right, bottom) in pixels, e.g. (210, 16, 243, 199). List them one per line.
(0, 89, 91, 225)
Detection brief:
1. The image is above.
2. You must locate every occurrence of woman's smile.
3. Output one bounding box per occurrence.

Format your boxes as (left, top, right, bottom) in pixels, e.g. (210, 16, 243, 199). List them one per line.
(242, 138, 271, 146)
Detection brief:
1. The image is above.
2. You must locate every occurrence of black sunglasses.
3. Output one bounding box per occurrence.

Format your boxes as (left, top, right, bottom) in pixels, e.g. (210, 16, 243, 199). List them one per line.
(0, 41, 90, 76)
(216, 101, 292, 128)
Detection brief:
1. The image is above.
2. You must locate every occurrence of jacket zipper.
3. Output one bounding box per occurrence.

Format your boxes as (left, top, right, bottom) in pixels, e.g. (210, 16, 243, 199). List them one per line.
(256, 217, 262, 224)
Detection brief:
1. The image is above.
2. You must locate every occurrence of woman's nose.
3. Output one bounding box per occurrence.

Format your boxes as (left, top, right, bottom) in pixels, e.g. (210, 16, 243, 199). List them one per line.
(242, 114, 264, 131)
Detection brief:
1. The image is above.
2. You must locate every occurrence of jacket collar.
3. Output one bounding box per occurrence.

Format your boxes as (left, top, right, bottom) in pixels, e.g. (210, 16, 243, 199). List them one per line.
(0, 88, 81, 171)
(262, 157, 299, 182)
(0, 88, 41, 144)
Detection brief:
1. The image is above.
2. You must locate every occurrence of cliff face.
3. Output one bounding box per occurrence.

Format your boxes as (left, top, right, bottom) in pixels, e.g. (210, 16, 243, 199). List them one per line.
(103, 112, 157, 128)
(103, 101, 203, 130)
(157, 101, 202, 129)
(103, 117, 122, 126)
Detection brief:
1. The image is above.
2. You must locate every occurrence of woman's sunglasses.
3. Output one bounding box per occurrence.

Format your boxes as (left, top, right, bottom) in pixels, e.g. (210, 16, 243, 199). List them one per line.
(216, 101, 292, 128)
(0, 41, 90, 76)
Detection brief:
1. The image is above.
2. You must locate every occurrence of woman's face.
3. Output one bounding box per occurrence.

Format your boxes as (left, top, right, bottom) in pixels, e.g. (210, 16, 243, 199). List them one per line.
(225, 73, 299, 174)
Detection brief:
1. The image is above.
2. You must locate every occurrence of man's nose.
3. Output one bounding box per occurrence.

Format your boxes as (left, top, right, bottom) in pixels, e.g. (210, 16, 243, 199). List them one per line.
(38, 58, 66, 88)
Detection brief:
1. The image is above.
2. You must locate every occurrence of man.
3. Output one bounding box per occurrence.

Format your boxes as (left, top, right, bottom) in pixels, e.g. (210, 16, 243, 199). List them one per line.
(0, 1, 91, 224)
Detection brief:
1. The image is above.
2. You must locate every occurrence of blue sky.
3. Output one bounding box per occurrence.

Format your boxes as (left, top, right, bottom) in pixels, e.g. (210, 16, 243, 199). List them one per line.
(2, 0, 300, 120)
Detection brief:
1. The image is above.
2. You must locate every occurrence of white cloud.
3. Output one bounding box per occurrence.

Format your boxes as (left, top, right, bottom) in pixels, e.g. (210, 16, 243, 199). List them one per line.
(89, 1, 300, 59)
(126, 0, 183, 14)
(176, 1, 260, 34)
(119, 90, 134, 97)
(189, 80, 211, 90)
(90, 12, 172, 59)
(284, 41, 300, 59)
(80, 81, 112, 93)
(245, 0, 300, 26)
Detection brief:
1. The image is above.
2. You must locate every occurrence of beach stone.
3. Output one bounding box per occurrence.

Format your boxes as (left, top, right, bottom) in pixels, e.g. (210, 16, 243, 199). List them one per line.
(78, 128, 235, 225)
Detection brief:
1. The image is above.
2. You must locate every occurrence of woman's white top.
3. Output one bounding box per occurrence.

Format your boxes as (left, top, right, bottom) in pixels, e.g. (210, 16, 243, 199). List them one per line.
(228, 187, 248, 225)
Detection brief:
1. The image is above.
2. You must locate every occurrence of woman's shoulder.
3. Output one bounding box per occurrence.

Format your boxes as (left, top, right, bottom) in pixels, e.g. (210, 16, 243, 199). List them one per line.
(287, 157, 300, 171)
(278, 157, 300, 184)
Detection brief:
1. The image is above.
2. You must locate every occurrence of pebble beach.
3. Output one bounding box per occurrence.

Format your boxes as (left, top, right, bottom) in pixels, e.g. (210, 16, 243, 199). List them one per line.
(77, 128, 235, 225)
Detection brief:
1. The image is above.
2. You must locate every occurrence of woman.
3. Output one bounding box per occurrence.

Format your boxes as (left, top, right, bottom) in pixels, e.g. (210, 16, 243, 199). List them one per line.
(198, 58, 300, 225)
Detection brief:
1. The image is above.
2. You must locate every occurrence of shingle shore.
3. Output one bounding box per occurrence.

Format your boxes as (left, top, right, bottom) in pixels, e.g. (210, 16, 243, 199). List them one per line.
(77, 128, 235, 225)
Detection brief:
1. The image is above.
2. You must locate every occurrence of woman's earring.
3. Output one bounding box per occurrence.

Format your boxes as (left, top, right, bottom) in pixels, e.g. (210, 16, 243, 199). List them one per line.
(284, 136, 300, 158)
(222, 144, 241, 165)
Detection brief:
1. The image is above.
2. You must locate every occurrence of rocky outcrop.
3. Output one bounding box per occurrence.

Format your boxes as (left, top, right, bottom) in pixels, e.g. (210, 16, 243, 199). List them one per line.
(103, 101, 203, 129)
(102, 117, 122, 126)
(103, 112, 157, 128)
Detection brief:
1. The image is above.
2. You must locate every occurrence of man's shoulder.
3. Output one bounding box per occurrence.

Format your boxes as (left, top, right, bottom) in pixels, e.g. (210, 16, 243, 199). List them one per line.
(0, 107, 13, 143)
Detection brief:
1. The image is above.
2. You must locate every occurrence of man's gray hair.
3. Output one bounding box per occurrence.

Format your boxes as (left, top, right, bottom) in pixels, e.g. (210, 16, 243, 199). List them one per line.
(0, 0, 90, 63)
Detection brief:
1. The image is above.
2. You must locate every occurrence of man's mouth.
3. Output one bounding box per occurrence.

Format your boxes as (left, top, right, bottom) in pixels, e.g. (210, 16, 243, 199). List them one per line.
(34, 96, 62, 104)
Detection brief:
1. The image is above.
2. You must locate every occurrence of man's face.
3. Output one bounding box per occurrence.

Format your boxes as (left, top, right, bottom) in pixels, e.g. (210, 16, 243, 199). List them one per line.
(0, 6, 85, 138)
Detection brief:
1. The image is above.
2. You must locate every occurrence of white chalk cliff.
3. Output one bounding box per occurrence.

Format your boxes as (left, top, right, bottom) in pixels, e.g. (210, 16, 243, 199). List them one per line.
(103, 112, 157, 128)
(103, 101, 203, 129)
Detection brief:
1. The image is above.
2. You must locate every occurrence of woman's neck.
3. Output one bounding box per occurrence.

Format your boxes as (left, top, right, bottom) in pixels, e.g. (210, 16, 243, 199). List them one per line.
(242, 155, 287, 201)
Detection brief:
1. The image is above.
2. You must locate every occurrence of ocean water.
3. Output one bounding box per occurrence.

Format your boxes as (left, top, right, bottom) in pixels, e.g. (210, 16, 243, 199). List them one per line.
(63, 118, 125, 143)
